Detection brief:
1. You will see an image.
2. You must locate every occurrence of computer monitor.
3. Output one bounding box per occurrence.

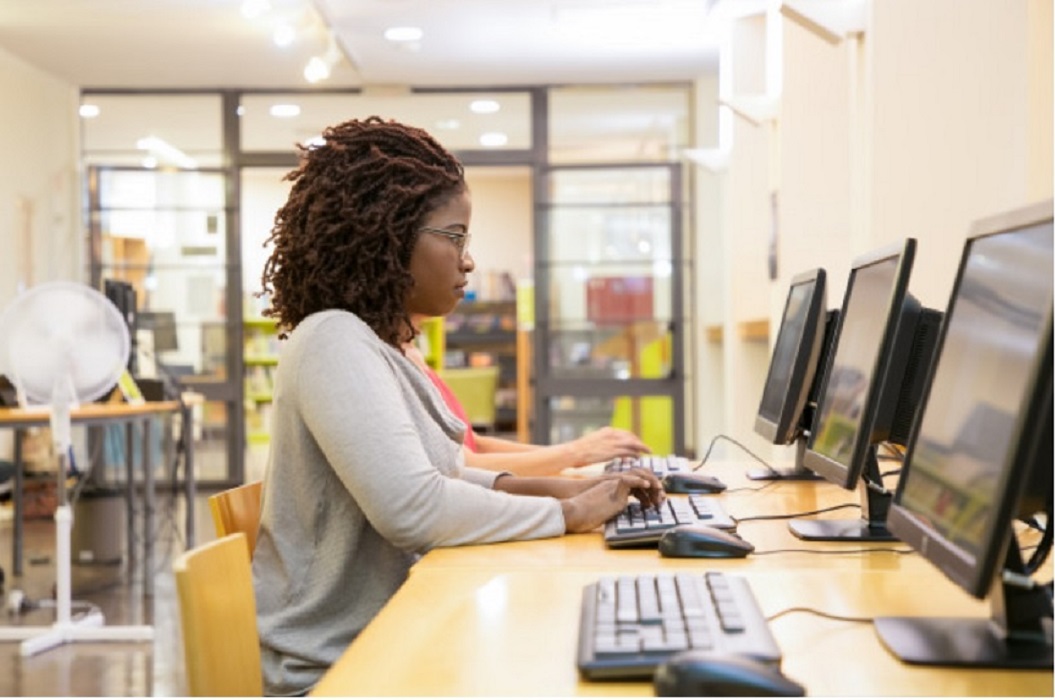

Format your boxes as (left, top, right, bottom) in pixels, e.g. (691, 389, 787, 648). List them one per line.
(789, 238, 943, 542)
(875, 200, 1054, 669)
(103, 279, 137, 373)
(137, 311, 179, 354)
(749, 268, 832, 480)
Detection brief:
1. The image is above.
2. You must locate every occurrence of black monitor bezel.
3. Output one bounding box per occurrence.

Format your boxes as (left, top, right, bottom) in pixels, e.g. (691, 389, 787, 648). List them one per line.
(801, 239, 917, 490)
(754, 267, 828, 445)
(885, 201, 1054, 600)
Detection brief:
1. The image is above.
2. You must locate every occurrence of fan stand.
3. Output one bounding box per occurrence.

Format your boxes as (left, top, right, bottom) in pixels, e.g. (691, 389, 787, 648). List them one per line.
(0, 401, 153, 656)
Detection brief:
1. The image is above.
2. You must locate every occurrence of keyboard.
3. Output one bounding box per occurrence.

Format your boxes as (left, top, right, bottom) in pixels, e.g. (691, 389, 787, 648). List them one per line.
(577, 571, 781, 680)
(604, 496, 736, 547)
(604, 454, 694, 478)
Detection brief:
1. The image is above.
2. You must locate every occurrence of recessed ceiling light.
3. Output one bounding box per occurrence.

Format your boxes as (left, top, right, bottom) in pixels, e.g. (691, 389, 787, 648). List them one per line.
(470, 99, 501, 114)
(435, 119, 461, 130)
(241, 0, 270, 20)
(479, 132, 508, 147)
(304, 56, 331, 83)
(273, 23, 296, 48)
(270, 104, 301, 118)
(384, 26, 424, 42)
(79, 104, 100, 118)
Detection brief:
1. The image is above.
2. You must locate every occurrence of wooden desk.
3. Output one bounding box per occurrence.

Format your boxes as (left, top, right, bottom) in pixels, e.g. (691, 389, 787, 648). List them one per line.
(418, 461, 907, 573)
(312, 459, 1053, 696)
(312, 568, 1050, 697)
(0, 400, 195, 596)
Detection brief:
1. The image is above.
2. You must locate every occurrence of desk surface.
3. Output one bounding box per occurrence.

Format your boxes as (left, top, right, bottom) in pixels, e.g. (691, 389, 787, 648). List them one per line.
(0, 400, 181, 426)
(313, 459, 1053, 696)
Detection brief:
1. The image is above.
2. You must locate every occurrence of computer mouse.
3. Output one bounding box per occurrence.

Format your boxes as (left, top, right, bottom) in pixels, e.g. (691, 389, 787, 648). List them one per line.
(661, 471, 727, 494)
(654, 650, 806, 697)
(657, 524, 754, 558)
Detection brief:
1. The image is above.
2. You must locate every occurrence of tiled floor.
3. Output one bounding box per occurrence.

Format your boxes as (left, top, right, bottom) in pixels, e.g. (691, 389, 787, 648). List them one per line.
(0, 490, 217, 697)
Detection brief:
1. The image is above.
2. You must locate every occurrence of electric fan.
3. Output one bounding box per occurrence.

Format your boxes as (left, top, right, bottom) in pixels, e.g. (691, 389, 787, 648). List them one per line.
(0, 281, 153, 656)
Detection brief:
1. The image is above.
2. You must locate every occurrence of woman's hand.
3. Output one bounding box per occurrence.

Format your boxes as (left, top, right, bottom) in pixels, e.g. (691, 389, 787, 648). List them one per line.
(565, 427, 651, 467)
(559, 469, 665, 533)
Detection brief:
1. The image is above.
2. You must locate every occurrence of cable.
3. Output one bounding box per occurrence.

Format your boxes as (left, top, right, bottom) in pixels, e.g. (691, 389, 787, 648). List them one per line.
(752, 547, 915, 556)
(733, 502, 860, 524)
(766, 606, 874, 624)
(692, 434, 776, 472)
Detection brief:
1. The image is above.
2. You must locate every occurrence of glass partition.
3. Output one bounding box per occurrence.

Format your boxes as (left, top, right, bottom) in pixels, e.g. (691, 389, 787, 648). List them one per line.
(240, 91, 533, 152)
(548, 84, 691, 164)
(81, 94, 223, 167)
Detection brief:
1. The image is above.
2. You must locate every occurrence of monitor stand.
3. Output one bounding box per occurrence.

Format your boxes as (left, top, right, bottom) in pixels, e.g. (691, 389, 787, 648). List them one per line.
(745, 438, 823, 481)
(787, 447, 897, 541)
(875, 545, 1054, 668)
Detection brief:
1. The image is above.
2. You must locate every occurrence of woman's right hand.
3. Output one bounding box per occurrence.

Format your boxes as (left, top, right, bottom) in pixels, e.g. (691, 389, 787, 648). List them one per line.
(559, 471, 661, 533)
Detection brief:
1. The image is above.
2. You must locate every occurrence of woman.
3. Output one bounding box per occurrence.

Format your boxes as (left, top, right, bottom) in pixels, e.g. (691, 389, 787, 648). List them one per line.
(251, 116, 663, 696)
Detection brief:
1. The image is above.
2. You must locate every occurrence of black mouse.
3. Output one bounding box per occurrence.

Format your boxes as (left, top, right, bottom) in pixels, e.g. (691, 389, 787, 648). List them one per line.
(654, 650, 806, 697)
(661, 471, 727, 494)
(657, 524, 754, 558)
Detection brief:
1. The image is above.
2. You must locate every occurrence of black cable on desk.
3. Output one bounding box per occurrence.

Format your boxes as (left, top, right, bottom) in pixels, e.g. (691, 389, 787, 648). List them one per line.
(751, 547, 915, 557)
(691, 433, 777, 473)
(766, 606, 874, 624)
(733, 502, 860, 524)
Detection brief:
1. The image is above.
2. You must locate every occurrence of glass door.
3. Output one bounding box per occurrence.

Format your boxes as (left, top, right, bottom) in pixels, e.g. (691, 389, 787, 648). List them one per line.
(87, 165, 239, 485)
(534, 164, 687, 455)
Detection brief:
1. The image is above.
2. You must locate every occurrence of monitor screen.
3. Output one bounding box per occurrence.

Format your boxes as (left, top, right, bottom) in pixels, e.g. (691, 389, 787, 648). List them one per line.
(803, 239, 917, 489)
(790, 238, 945, 542)
(878, 199, 1053, 669)
(138, 311, 179, 353)
(754, 268, 827, 446)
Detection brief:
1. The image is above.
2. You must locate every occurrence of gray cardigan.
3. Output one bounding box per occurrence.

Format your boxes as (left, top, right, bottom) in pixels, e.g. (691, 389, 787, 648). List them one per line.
(251, 310, 565, 696)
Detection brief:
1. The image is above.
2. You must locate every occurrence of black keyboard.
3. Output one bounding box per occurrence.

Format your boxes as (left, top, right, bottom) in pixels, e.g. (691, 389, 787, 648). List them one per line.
(604, 454, 693, 477)
(577, 571, 782, 680)
(604, 496, 736, 547)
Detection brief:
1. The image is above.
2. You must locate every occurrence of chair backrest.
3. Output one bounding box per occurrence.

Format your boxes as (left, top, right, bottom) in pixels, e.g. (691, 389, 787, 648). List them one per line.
(209, 480, 263, 554)
(437, 366, 500, 429)
(173, 532, 263, 697)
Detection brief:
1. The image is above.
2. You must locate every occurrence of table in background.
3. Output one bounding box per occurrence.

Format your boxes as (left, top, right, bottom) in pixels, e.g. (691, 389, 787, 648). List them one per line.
(0, 400, 196, 596)
(313, 459, 1052, 696)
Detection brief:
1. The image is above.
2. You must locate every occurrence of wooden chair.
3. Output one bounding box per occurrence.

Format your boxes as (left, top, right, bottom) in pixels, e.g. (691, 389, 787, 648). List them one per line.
(173, 532, 263, 697)
(208, 480, 263, 555)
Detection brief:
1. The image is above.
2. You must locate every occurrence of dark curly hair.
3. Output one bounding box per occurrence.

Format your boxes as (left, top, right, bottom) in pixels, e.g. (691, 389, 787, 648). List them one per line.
(260, 116, 465, 346)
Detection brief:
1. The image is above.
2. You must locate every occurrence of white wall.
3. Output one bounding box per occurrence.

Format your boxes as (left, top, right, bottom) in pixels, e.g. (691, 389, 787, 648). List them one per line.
(0, 46, 80, 309)
(699, 0, 1052, 463)
(464, 167, 533, 299)
(869, 0, 1049, 309)
(0, 46, 80, 458)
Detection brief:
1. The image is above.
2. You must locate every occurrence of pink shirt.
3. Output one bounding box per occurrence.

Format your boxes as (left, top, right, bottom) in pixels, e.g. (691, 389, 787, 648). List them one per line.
(423, 366, 478, 452)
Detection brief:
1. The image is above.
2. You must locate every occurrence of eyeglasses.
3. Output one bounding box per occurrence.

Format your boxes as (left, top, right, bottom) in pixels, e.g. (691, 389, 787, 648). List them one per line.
(419, 226, 472, 259)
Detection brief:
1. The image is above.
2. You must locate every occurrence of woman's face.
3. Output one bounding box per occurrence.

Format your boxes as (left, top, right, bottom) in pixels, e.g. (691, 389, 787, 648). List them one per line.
(405, 187, 475, 318)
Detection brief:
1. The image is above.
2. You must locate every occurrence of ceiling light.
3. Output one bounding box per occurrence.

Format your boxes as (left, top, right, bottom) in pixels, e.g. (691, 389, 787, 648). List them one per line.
(241, 0, 271, 20)
(273, 22, 296, 48)
(470, 99, 501, 114)
(435, 119, 461, 130)
(304, 33, 343, 84)
(304, 56, 331, 83)
(78, 104, 100, 118)
(384, 26, 424, 42)
(269, 104, 301, 118)
(305, 135, 326, 148)
(479, 132, 509, 148)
